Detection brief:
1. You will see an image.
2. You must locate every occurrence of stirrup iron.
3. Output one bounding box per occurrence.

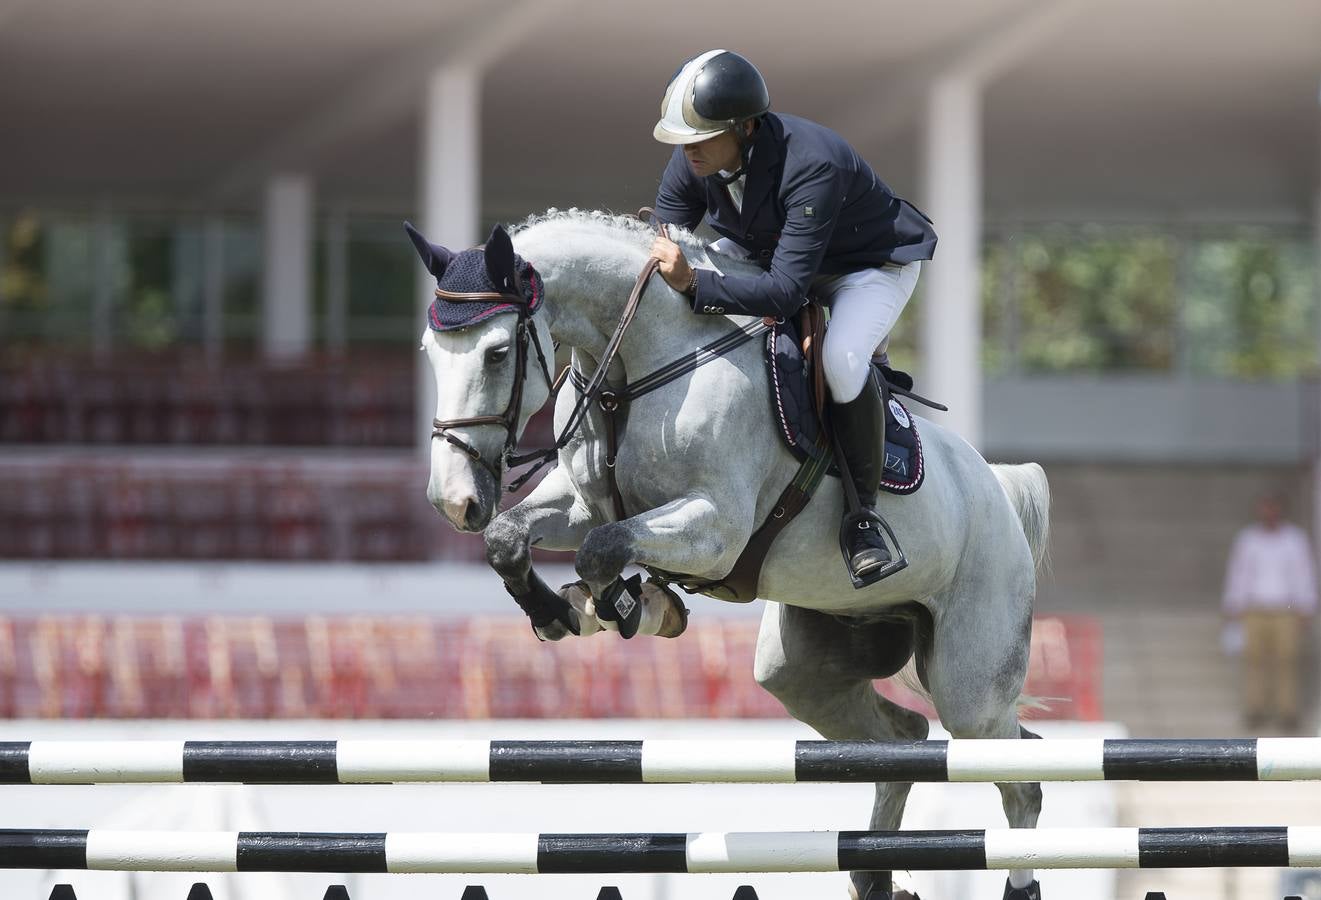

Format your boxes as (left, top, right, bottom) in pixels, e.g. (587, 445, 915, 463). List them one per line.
(838, 508, 908, 589)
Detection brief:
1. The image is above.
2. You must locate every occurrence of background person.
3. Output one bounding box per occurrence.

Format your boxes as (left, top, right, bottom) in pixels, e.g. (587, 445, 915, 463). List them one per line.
(1222, 494, 1318, 731)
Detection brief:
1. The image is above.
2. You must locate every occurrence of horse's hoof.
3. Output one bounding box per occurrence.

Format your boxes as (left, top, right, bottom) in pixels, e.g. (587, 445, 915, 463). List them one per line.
(847, 887, 919, 900)
(544, 582, 600, 639)
(1003, 879, 1041, 900)
(531, 584, 587, 640)
(533, 618, 571, 642)
(640, 580, 689, 638)
(848, 875, 918, 900)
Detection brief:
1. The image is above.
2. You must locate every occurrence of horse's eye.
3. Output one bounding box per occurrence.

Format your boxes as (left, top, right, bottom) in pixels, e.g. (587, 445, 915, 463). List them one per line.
(485, 345, 510, 365)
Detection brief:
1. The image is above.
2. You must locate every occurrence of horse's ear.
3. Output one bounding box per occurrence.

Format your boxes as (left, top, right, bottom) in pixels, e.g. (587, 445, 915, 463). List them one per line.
(403, 221, 452, 280)
(484, 224, 517, 295)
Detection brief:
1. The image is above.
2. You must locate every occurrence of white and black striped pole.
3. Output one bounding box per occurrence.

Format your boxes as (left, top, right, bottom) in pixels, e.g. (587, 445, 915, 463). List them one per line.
(1, 828, 1320, 873)
(2, 738, 1320, 784)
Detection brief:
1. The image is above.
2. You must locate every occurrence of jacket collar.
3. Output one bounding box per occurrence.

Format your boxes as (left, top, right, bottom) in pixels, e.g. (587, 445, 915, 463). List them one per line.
(733, 114, 782, 232)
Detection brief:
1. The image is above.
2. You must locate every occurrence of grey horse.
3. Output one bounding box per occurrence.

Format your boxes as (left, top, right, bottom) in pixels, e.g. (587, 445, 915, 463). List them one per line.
(416, 209, 1051, 900)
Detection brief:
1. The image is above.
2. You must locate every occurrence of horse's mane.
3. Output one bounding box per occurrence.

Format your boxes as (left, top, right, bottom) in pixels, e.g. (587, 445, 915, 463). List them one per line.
(510, 208, 756, 277)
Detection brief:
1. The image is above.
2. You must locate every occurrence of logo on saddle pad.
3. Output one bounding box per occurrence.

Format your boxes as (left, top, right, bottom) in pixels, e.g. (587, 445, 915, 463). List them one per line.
(884, 451, 909, 477)
(888, 398, 910, 429)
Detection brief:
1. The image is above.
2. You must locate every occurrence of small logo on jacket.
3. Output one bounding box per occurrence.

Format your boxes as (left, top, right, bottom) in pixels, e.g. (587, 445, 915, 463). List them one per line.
(803, 206, 815, 217)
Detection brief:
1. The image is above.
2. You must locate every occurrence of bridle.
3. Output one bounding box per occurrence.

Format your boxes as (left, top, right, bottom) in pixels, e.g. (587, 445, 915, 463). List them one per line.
(430, 237, 662, 494)
(429, 269, 556, 486)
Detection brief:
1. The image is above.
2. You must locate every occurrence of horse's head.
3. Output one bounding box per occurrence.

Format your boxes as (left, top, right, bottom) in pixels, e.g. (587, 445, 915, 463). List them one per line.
(408, 222, 553, 532)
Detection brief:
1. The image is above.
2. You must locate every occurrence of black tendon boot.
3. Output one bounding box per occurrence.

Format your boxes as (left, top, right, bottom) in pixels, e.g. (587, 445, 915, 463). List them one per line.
(830, 372, 907, 587)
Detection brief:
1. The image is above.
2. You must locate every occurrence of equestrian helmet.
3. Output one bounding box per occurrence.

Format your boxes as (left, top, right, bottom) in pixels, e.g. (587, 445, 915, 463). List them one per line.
(654, 49, 770, 145)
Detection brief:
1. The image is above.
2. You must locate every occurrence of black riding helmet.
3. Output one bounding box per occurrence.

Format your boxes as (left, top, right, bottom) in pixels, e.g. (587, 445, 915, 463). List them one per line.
(654, 50, 769, 181)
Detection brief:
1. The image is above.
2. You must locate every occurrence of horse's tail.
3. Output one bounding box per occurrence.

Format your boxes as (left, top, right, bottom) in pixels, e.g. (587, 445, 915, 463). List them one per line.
(992, 462, 1051, 574)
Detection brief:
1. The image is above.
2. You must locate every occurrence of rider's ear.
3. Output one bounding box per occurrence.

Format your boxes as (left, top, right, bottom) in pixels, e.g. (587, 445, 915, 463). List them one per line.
(403, 221, 452, 281)
(484, 224, 517, 295)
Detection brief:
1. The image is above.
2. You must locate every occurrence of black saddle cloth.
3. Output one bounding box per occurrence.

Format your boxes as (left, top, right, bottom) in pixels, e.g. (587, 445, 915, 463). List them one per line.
(766, 318, 924, 495)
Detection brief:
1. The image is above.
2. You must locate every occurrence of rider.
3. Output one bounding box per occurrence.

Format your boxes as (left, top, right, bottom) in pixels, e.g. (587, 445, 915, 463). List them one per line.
(648, 49, 938, 585)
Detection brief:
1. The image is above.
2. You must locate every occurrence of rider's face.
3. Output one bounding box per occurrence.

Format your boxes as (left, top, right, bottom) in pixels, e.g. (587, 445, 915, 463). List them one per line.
(683, 130, 742, 177)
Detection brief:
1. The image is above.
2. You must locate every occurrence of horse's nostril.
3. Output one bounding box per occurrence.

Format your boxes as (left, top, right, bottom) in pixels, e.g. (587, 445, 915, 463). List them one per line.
(464, 504, 486, 531)
(441, 496, 475, 526)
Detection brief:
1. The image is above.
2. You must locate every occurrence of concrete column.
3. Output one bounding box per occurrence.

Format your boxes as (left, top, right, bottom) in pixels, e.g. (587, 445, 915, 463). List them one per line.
(918, 76, 983, 448)
(416, 64, 482, 455)
(261, 174, 314, 362)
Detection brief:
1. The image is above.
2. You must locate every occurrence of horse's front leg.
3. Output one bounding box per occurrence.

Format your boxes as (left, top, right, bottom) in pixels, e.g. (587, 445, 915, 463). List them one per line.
(575, 492, 751, 637)
(484, 465, 601, 641)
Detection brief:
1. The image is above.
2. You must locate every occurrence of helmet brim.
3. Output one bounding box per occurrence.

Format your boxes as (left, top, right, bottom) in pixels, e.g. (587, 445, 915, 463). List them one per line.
(653, 120, 727, 145)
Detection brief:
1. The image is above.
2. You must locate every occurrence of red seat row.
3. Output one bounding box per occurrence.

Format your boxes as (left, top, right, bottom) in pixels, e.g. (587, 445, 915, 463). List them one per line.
(0, 614, 1102, 721)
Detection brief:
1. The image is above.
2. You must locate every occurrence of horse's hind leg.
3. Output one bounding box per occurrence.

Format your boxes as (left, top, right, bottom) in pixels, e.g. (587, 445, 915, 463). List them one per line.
(923, 569, 1043, 898)
(753, 602, 929, 899)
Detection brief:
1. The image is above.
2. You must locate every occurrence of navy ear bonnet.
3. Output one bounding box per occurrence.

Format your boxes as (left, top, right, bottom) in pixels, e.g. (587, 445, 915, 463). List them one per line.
(404, 221, 544, 333)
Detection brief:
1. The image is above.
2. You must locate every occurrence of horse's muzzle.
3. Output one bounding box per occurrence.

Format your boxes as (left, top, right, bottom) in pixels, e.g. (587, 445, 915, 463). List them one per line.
(429, 464, 497, 533)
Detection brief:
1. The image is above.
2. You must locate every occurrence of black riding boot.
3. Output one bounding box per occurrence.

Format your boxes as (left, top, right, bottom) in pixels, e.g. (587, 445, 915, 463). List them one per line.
(830, 373, 905, 585)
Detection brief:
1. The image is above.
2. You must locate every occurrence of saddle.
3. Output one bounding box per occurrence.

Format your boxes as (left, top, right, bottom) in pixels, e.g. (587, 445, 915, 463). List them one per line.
(767, 305, 925, 495)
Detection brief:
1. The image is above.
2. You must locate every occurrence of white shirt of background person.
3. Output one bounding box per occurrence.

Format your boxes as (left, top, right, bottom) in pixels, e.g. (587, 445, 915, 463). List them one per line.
(1221, 500, 1318, 654)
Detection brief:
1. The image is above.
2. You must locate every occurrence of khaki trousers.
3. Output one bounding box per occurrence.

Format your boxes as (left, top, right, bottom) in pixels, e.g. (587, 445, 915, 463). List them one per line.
(1241, 610, 1305, 721)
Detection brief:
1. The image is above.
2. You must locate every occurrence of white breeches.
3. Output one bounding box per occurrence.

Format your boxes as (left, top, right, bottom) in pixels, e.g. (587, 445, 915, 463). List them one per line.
(814, 262, 920, 402)
(708, 239, 921, 402)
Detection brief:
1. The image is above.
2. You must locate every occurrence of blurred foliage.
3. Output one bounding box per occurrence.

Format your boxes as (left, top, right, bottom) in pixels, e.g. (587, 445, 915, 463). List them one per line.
(1182, 235, 1317, 379)
(1008, 228, 1179, 373)
(120, 219, 176, 350)
(1, 212, 47, 311)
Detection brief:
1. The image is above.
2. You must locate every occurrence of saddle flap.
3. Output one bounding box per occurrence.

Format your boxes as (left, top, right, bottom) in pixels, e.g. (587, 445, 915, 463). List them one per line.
(765, 309, 924, 496)
(798, 302, 829, 422)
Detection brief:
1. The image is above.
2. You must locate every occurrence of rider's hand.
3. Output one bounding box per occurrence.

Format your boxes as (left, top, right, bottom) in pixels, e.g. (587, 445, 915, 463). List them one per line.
(649, 235, 695, 295)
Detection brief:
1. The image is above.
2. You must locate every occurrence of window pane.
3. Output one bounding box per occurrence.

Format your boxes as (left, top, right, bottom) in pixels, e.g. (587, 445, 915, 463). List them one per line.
(0, 211, 57, 346)
(0, 213, 99, 347)
(1013, 229, 1178, 373)
(222, 218, 261, 347)
(980, 240, 1009, 375)
(1182, 233, 1317, 379)
(117, 216, 178, 349)
(347, 217, 414, 346)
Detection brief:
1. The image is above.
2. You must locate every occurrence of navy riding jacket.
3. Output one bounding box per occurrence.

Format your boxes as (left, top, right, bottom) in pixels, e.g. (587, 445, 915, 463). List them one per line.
(654, 112, 937, 319)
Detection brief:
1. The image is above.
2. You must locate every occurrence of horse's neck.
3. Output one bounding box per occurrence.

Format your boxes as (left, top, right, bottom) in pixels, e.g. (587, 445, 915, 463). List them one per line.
(543, 264, 727, 382)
